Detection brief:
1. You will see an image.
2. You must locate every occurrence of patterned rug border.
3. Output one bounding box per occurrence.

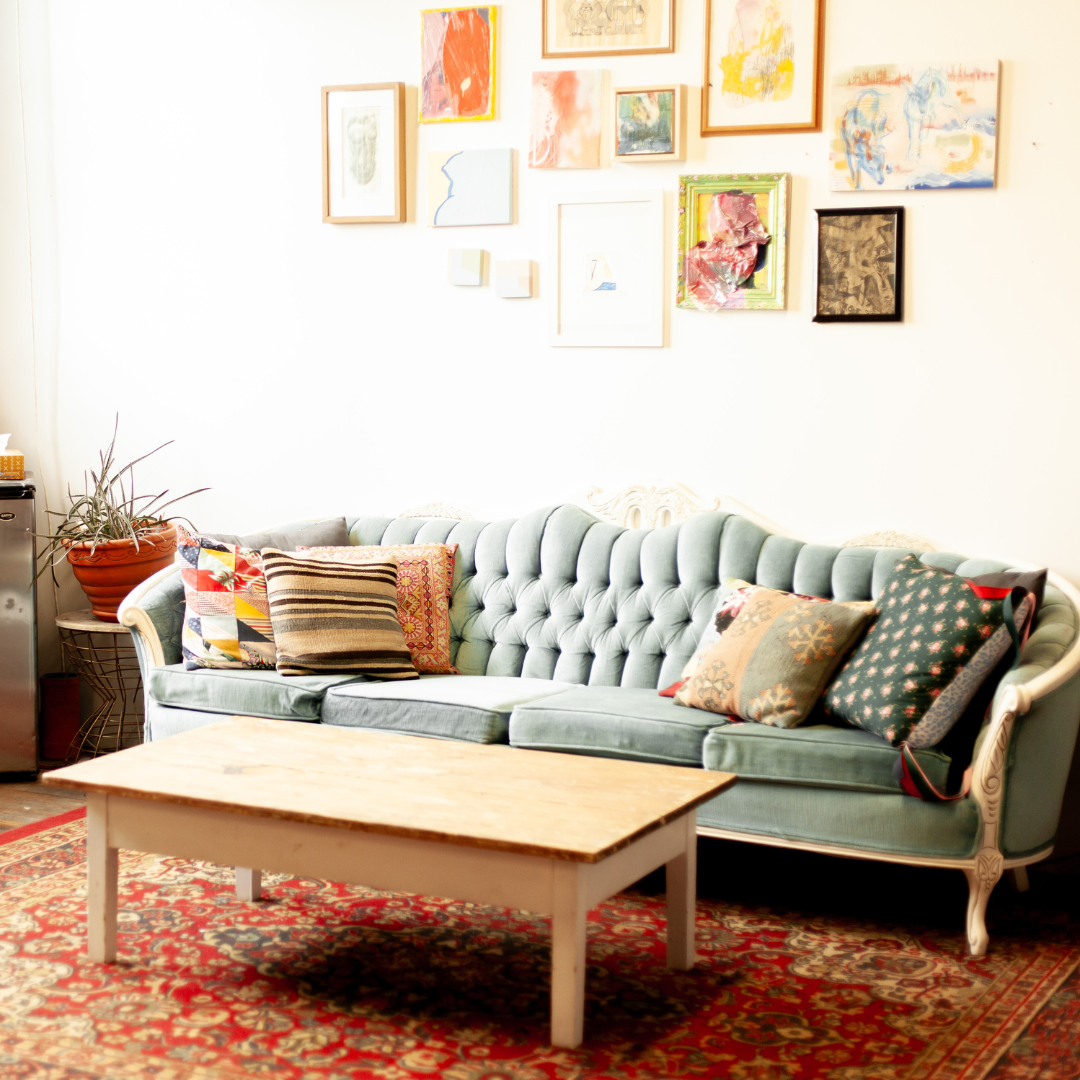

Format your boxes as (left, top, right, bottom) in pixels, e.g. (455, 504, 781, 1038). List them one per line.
(931, 951, 1080, 1080)
(0, 814, 1077, 1080)
(0, 806, 85, 847)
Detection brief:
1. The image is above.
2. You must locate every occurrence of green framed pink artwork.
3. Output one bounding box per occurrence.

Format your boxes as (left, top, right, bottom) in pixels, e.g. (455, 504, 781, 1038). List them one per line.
(676, 173, 789, 311)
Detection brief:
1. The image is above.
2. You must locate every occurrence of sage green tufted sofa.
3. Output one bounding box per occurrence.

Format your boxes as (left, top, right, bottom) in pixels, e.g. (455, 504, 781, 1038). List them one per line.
(119, 504, 1080, 956)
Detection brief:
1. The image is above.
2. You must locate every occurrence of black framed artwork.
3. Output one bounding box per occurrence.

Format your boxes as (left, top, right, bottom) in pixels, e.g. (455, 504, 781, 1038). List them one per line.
(813, 206, 904, 322)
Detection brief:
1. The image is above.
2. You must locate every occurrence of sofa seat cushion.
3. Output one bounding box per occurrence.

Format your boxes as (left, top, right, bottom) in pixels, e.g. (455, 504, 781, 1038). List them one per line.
(695, 780, 980, 860)
(321, 676, 577, 744)
(508, 686, 721, 766)
(702, 721, 951, 795)
(147, 664, 366, 721)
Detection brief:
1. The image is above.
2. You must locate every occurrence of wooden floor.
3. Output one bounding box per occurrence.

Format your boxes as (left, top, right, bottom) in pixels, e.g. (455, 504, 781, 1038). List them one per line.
(0, 776, 86, 832)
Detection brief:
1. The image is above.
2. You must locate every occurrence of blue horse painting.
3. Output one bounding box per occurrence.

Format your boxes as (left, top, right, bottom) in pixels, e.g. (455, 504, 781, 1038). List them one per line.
(841, 90, 887, 189)
(903, 67, 950, 158)
(831, 61, 999, 191)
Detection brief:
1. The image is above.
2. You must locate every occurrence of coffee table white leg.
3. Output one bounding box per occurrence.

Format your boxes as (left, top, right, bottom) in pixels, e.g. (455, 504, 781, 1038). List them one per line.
(665, 811, 697, 970)
(550, 860, 587, 1049)
(86, 792, 118, 963)
(235, 868, 262, 901)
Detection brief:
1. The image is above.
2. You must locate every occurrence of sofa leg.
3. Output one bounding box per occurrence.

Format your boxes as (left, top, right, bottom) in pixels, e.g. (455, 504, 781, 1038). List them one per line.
(1007, 866, 1030, 893)
(963, 852, 1003, 957)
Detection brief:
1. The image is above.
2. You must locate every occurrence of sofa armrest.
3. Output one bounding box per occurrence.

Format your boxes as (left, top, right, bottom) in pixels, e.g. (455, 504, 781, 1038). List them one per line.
(118, 563, 185, 674)
(969, 571, 1080, 862)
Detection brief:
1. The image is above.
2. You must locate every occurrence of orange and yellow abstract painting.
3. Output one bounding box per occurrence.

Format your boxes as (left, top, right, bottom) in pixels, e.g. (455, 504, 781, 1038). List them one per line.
(420, 6, 496, 123)
(528, 70, 602, 169)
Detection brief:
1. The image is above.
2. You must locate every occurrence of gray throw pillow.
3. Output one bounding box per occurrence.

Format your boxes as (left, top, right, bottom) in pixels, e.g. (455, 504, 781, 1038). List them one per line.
(201, 517, 351, 552)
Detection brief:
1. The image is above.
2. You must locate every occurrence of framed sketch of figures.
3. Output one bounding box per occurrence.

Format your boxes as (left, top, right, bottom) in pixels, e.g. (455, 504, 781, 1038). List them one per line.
(322, 83, 406, 223)
(702, 0, 824, 136)
(542, 0, 675, 59)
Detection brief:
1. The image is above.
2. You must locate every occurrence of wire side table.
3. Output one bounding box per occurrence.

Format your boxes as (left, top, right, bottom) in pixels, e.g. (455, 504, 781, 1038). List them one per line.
(55, 609, 144, 758)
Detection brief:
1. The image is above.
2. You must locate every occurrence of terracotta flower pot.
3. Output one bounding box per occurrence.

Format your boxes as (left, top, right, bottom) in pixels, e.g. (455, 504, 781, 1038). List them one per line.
(66, 525, 178, 622)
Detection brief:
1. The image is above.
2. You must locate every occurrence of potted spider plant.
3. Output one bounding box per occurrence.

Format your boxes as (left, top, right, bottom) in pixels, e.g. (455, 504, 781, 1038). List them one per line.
(37, 420, 208, 622)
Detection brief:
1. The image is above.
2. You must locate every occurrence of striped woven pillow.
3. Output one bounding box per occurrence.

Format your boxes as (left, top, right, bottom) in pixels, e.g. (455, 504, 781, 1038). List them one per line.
(262, 550, 418, 679)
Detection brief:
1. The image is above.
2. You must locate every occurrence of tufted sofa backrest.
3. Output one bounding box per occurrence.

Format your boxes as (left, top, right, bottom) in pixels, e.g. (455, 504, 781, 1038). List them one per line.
(345, 504, 1022, 690)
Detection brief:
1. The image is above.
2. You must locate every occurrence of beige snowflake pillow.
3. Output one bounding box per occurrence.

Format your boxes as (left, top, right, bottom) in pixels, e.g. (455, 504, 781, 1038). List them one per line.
(674, 587, 874, 728)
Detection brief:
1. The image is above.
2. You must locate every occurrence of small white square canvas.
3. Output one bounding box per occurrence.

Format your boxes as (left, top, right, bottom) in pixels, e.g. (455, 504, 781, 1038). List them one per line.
(496, 260, 534, 298)
(429, 149, 513, 226)
(448, 249, 485, 286)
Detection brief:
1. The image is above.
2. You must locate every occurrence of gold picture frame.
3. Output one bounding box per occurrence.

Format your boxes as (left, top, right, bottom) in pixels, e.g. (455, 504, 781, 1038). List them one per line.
(321, 82, 406, 224)
(613, 84, 685, 162)
(542, 0, 675, 59)
(701, 0, 824, 136)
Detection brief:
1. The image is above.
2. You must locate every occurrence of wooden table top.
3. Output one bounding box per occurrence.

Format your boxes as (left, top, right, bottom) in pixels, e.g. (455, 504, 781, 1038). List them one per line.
(43, 716, 735, 862)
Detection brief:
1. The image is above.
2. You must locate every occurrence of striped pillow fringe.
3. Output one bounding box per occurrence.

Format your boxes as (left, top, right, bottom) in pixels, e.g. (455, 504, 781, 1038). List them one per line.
(263, 550, 418, 679)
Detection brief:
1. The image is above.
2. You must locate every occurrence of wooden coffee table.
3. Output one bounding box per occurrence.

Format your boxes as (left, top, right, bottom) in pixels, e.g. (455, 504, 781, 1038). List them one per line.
(43, 716, 735, 1047)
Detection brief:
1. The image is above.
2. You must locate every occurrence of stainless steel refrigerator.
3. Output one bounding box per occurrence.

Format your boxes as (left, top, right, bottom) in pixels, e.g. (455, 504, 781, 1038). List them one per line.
(0, 476, 37, 772)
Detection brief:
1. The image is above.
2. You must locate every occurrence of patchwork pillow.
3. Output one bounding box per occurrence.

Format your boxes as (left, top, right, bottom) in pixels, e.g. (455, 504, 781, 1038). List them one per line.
(176, 525, 276, 670)
(675, 587, 874, 728)
(262, 549, 418, 679)
(823, 555, 1035, 746)
(300, 544, 458, 675)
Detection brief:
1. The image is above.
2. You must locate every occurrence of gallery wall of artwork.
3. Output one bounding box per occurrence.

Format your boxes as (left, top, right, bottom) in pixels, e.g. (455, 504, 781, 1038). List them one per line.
(6, 0, 1080, 597)
(317, 3, 996, 336)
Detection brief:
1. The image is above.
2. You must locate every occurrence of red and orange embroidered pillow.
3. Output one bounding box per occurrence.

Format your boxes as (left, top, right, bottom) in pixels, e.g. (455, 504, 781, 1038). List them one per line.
(300, 544, 457, 675)
(177, 525, 276, 670)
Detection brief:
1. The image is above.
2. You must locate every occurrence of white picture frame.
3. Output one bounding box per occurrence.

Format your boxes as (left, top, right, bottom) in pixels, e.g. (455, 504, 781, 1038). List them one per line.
(548, 190, 663, 347)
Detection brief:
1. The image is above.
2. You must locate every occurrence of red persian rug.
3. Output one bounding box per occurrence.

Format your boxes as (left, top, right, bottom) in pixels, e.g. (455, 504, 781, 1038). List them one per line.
(0, 810, 1077, 1080)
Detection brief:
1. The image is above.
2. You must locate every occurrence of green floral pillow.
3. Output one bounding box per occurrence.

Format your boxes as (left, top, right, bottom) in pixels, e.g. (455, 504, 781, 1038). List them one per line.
(824, 555, 1008, 744)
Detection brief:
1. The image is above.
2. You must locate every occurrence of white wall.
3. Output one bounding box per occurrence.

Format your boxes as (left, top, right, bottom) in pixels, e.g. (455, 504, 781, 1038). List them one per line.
(0, 0, 73, 674)
(7, 0, 1080, 584)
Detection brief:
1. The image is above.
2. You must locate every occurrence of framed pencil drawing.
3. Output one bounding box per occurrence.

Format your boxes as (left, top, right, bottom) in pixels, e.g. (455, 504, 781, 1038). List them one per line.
(701, 0, 824, 136)
(813, 207, 904, 323)
(322, 83, 406, 224)
(542, 0, 675, 59)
